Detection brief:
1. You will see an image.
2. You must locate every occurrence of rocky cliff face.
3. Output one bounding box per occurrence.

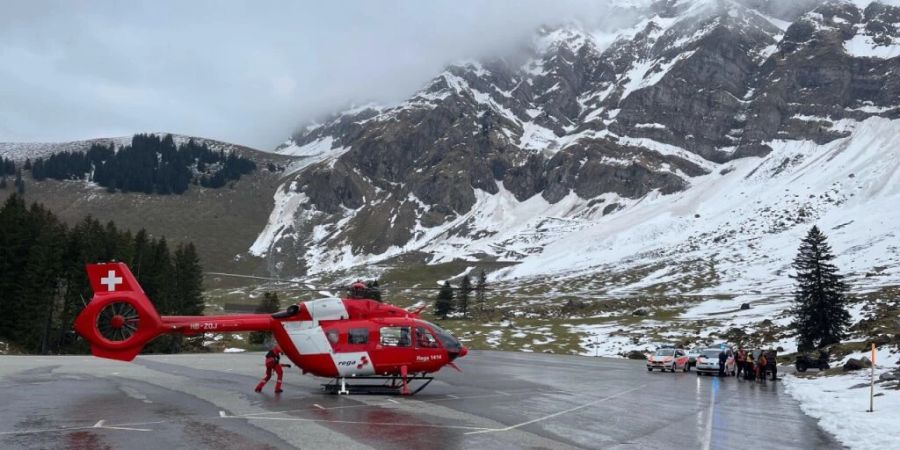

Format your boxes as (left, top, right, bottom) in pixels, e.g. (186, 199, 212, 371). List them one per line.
(251, 0, 900, 284)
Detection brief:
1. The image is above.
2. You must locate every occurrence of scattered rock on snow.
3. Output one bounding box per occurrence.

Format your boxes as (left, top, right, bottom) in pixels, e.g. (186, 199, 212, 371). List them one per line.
(626, 350, 647, 360)
(843, 357, 872, 371)
(740, 303, 750, 310)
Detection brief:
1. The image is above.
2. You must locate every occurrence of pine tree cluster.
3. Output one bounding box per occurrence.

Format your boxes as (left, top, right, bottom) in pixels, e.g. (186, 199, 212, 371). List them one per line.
(28, 134, 256, 195)
(790, 226, 852, 351)
(433, 271, 487, 319)
(0, 194, 205, 354)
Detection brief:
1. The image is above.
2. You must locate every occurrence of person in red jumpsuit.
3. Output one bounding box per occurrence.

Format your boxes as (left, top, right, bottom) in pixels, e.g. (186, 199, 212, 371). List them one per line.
(255, 345, 290, 393)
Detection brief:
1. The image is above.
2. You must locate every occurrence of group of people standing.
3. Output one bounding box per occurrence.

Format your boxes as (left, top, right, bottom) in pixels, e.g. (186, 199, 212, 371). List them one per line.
(734, 347, 778, 382)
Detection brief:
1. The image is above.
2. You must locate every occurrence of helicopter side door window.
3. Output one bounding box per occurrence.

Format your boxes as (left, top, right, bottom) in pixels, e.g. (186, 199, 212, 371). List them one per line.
(380, 326, 411, 347)
(348, 328, 368, 345)
(415, 327, 439, 348)
(325, 329, 339, 345)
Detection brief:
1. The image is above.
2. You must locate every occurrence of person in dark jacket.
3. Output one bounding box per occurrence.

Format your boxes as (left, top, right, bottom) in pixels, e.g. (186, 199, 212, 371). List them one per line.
(744, 352, 755, 380)
(255, 345, 291, 393)
(736, 348, 746, 379)
(767, 349, 778, 381)
(718, 349, 728, 377)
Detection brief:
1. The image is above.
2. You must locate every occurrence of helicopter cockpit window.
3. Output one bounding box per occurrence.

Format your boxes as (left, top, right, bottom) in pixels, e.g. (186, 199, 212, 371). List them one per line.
(380, 326, 411, 347)
(420, 321, 462, 353)
(415, 327, 439, 348)
(348, 328, 368, 344)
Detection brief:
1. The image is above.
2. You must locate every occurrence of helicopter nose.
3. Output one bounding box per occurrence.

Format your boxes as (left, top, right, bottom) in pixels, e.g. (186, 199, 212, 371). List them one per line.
(447, 343, 467, 361)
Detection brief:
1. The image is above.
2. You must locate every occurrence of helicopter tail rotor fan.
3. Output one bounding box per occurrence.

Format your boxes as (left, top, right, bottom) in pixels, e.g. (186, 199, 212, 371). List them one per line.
(96, 301, 141, 342)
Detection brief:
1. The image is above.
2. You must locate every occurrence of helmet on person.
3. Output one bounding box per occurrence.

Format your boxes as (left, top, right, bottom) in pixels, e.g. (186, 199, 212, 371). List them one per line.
(272, 345, 282, 355)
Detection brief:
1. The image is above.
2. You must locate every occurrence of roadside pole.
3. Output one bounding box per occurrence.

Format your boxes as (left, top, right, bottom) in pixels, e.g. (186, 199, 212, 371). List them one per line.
(868, 342, 875, 413)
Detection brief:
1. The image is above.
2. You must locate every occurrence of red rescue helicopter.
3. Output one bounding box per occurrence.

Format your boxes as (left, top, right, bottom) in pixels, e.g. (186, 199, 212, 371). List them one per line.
(73, 262, 468, 395)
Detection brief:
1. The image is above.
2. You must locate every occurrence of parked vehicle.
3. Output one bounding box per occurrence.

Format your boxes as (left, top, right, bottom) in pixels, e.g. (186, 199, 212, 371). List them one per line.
(795, 350, 830, 372)
(687, 347, 703, 368)
(695, 348, 736, 376)
(647, 347, 690, 372)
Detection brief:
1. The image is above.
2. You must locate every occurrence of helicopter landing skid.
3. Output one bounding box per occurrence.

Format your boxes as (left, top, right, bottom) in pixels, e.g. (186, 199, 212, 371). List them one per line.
(322, 375, 434, 396)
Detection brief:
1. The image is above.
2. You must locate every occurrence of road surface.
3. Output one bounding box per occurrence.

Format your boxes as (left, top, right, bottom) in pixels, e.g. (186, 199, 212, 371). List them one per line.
(0, 351, 842, 449)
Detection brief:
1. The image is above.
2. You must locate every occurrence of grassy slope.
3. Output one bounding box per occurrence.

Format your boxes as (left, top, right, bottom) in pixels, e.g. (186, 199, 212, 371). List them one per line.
(0, 148, 293, 276)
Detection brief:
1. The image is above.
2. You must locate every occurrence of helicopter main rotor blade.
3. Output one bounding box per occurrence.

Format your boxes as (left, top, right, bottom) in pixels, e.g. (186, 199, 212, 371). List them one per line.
(204, 272, 492, 292)
(204, 272, 294, 283)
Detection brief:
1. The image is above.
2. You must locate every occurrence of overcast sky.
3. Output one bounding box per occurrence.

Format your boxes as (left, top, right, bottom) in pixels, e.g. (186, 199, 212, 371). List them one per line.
(0, 0, 638, 149)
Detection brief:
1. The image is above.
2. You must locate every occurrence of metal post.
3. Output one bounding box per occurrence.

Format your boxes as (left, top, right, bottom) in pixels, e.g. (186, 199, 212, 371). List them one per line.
(868, 343, 875, 413)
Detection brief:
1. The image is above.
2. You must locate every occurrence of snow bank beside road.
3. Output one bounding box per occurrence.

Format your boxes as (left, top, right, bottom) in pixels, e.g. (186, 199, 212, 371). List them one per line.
(784, 350, 900, 450)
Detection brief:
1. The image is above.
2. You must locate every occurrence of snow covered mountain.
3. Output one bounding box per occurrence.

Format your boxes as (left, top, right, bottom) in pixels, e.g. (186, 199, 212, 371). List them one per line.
(252, 0, 900, 302)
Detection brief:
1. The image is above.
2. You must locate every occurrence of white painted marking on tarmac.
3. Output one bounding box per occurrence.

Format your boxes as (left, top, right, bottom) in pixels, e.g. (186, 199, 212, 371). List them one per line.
(98, 425, 152, 432)
(313, 404, 325, 410)
(226, 415, 491, 431)
(0, 421, 164, 436)
(701, 379, 717, 450)
(465, 384, 647, 435)
(447, 394, 459, 399)
(226, 389, 558, 419)
(387, 399, 399, 404)
(121, 386, 153, 404)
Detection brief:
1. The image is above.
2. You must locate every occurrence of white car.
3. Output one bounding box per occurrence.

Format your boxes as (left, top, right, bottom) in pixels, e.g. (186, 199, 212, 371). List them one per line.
(695, 348, 736, 376)
(646, 347, 690, 372)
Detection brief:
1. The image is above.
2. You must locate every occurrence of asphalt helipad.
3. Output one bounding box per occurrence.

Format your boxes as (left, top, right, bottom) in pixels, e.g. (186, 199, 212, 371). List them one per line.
(0, 351, 842, 449)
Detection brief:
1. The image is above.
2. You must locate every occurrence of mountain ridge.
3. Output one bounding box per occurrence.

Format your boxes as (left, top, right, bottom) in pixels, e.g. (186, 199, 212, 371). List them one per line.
(251, 0, 900, 296)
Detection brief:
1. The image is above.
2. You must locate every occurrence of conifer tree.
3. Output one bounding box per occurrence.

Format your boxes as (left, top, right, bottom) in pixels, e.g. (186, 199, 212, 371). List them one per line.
(173, 243, 204, 315)
(14, 169, 24, 194)
(2, 157, 14, 175)
(0, 198, 67, 352)
(434, 281, 454, 319)
(131, 229, 150, 277)
(458, 274, 472, 318)
(0, 195, 29, 341)
(366, 280, 382, 302)
(790, 226, 851, 351)
(475, 269, 487, 311)
(142, 236, 174, 314)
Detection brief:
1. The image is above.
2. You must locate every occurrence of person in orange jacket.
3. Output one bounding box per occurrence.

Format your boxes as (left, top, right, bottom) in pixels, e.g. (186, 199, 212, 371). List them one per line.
(255, 345, 291, 393)
(756, 353, 768, 383)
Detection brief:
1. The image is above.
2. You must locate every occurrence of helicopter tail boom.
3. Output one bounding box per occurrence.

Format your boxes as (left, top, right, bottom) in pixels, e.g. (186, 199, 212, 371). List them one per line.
(74, 262, 274, 361)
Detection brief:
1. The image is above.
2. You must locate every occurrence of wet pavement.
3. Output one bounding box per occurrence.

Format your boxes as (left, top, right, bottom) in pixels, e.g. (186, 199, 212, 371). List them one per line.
(0, 351, 843, 449)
